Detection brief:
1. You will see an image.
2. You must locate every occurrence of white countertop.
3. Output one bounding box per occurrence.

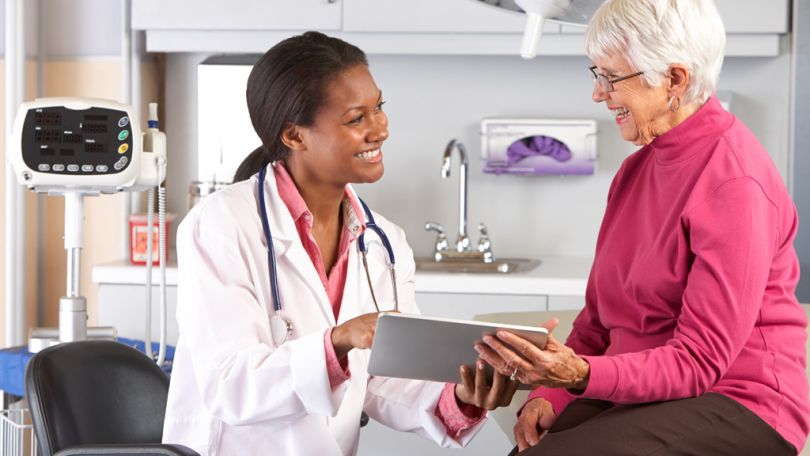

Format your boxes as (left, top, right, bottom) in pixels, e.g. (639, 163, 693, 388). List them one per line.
(92, 255, 591, 296)
(92, 259, 180, 286)
(413, 255, 591, 296)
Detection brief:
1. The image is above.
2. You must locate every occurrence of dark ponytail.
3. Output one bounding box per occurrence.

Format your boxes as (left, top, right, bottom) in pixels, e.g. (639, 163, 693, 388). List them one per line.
(233, 31, 368, 182)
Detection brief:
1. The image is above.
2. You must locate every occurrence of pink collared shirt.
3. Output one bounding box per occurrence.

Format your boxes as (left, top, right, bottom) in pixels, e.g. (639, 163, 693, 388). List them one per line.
(272, 163, 483, 437)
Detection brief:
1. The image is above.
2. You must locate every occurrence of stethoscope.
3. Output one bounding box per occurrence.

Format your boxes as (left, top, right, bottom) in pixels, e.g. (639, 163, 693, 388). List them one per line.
(258, 166, 399, 346)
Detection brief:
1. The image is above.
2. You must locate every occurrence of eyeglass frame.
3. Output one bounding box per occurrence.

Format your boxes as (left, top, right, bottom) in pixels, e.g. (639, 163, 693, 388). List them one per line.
(589, 65, 644, 92)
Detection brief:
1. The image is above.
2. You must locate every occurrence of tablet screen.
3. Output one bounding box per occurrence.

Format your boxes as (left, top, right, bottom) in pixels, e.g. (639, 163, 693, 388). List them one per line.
(367, 313, 548, 387)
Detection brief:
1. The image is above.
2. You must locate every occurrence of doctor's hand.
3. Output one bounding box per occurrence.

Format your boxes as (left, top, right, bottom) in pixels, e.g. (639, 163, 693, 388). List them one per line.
(331, 312, 381, 360)
(454, 359, 520, 410)
(514, 397, 556, 452)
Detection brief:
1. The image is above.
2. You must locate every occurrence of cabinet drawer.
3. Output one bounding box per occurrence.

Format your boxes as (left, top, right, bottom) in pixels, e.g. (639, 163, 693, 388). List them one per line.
(343, 0, 559, 34)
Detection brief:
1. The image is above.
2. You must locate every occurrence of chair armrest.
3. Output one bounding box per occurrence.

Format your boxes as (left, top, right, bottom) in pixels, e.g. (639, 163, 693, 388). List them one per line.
(54, 443, 199, 456)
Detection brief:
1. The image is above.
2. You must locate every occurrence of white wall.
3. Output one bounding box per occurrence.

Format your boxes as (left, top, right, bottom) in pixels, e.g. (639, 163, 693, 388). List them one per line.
(164, 50, 793, 261)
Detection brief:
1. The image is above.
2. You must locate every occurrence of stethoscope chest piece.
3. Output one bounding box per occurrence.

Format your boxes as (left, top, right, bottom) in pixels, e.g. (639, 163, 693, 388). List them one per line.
(270, 314, 293, 346)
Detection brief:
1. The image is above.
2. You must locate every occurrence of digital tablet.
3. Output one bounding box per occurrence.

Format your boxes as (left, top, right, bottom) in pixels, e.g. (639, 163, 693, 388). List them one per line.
(367, 313, 548, 388)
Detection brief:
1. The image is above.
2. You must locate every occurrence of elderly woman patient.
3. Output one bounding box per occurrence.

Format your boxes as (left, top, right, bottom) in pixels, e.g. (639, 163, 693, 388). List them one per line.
(477, 0, 810, 454)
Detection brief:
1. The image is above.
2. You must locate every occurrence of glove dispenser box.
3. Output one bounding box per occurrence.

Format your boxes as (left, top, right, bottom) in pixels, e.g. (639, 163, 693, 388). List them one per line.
(481, 118, 598, 176)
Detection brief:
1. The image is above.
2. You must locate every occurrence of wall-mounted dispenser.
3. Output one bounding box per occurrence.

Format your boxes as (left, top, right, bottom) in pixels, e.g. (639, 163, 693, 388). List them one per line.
(481, 118, 597, 176)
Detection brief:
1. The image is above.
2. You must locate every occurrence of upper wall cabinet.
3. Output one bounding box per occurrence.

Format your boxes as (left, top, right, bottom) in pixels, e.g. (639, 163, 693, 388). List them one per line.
(715, 0, 790, 34)
(131, 0, 341, 31)
(133, 0, 791, 57)
(342, 0, 559, 34)
(560, 0, 790, 34)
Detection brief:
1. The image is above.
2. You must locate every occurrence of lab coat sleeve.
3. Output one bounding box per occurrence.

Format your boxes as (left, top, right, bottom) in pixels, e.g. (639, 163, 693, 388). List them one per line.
(176, 201, 348, 427)
(362, 225, 486, 447)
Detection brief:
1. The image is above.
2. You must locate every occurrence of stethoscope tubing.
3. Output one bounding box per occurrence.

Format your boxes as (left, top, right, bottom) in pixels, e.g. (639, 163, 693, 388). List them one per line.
(258, 167, 283, 313)
(258, 166, 397, 315)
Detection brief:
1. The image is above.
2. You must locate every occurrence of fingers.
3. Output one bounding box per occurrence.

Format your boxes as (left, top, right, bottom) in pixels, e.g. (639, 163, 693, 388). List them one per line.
(500, 375, 520, 407)
(484, 362, 504, 409)
(485, 368, 519, 409)
(474, 359, 487, 406)
(494, 331, 545, 366)
(520, 412, 543, 448)
(475, 343, 509, 371)
(514, 421, 529, 452)
(481, 335, 533, 377)
(541, 317, 559, 333)
(459, 364, 475, 394)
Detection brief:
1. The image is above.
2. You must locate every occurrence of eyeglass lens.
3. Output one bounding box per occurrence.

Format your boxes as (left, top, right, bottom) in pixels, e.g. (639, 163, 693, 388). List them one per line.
(589, 67, 613, 92)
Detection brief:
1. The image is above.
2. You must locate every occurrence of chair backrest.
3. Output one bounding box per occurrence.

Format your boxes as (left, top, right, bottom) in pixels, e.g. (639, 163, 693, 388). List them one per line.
(25, 340, 170, 456)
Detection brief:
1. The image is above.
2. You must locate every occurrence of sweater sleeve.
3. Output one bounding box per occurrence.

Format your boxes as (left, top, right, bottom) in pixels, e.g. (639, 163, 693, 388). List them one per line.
(580, 177, 777, 403)
(521, 164, 624, 415)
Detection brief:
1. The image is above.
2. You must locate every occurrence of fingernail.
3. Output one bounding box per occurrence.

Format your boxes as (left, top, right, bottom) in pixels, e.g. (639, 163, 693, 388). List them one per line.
(482, 335, 493, 343)
(474, 345, 482, 354)
(477, 360, 485, 370)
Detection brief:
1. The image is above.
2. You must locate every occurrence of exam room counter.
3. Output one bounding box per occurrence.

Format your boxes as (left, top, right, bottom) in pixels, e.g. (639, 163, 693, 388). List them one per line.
(91, 255, 590, 294)
(91, 254, 591, 342)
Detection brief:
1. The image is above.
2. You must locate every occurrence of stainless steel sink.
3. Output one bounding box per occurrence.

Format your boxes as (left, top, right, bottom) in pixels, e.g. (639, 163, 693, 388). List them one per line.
(414, 257, 541, 274)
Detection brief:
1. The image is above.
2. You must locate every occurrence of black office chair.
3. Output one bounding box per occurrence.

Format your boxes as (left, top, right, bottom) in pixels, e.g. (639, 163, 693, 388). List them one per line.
(24, 340, 198, 456)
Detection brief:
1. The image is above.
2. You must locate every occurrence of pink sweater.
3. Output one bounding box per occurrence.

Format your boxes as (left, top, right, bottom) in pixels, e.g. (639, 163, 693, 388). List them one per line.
(528, 96, 809, 451)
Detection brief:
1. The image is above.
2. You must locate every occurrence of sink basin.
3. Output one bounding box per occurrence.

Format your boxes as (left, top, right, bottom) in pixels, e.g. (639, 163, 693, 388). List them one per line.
(414, 257, 541, 274)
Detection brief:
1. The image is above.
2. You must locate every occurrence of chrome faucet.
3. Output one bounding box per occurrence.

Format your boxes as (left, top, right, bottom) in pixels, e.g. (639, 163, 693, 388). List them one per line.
(441, 139, 470, 252)
(425, 139, 495, 263)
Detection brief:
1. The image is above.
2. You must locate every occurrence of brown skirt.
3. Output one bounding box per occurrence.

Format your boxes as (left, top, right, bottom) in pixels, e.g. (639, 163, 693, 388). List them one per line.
(509, 393, 796, 456)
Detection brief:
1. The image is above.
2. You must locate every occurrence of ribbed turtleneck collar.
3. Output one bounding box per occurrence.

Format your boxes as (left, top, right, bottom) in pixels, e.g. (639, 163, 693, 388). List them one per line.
(648, 95, 734, 165)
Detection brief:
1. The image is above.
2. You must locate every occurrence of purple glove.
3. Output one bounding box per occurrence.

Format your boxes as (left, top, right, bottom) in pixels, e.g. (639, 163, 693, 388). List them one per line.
(506, 135, 572, 165)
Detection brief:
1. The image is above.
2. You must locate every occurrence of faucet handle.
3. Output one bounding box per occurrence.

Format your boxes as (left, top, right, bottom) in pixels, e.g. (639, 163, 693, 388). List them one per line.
(425, 221, 449, 261)
(476, 223, 491, 252)
(425, 221, 445, 235)
(477, 223, 494, 262)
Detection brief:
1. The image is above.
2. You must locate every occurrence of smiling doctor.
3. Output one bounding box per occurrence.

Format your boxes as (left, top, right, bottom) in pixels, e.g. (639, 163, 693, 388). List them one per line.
(162, 32, 518, 455)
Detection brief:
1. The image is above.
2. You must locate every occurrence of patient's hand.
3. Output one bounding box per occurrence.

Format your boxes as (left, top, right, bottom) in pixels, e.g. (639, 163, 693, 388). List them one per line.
(515, 397, 556, 452)
(454, 359, 519, 410)
(476, 318, 590, 390)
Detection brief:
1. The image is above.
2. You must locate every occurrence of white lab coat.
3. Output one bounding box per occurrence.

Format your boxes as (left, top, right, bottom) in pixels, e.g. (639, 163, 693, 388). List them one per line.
(163, 165, 485, 455)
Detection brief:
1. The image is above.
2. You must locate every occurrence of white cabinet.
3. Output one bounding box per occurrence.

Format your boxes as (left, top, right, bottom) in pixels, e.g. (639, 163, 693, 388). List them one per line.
(97, 283, 180, 346)
(133, 0, 791, 56)
(343, 0, 559, 34)
(561, 0, 790, 34)
(716, 0, 790, 34)
(131, 0, 341, 31)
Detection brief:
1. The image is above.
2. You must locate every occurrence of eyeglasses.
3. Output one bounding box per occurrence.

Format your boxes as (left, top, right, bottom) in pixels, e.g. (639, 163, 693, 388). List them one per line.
(589, 66, 644, 92)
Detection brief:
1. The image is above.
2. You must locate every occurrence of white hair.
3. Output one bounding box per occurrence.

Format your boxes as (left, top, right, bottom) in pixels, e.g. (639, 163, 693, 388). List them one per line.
(585, 0, 726, 105)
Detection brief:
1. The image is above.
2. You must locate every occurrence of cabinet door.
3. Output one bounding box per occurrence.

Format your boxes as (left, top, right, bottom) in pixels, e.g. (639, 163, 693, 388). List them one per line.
(132, 0, 341, 31)
(562, 0, 789, 34)
(715, 0, 790, 33)
(343, 0, 559, 34)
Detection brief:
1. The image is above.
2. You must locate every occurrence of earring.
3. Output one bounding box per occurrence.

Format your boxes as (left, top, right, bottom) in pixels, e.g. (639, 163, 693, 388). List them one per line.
(668, 96, 681, 112)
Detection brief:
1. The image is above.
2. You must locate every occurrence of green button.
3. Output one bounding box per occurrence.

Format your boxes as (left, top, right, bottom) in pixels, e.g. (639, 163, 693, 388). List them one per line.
(118, 130, 129, 141)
